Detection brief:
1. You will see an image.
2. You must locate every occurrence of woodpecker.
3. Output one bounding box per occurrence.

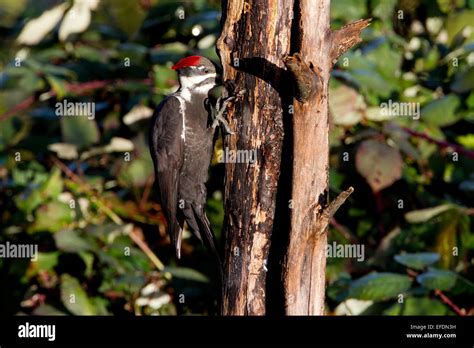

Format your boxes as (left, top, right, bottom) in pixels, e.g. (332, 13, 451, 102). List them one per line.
(149, 56, 233, 264)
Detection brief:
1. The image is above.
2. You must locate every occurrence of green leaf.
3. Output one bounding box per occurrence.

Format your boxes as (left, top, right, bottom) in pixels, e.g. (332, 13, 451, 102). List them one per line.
(331, 0, 366, 21)
(446, 10, 474, 45)
(101, 0, 146, 37)
(41, 167, 63, 198)
(371, 0, 397, 21)
(456, 134, 474, 150)
(434, 209, 459, 268)
(79, 252, 95, 278)
(421, 95, 461, 127)
(451, 66, 474, 93)
(54, 229, 91, 253)
(164, 267, 209, 283)
(394, 252, 440, 270)
(118, 155, 153, 187)
(46, 75, 67, 99)
(417, 269, 458, 291)
(60, 116, 99, 150)
(36, 252, 59, 271)
(383, 297, 451, 315)
(32, 304, 67, 316)
(28, 252, 59, 277)
(60, 274, 97, 315)
(348, 273, 412, 301)
(355, 140, 403, 192)
(15, 168, 63, 213)
(0, 118, 17, 151)
(405, 204, 455, 223)
(29, 201, 74, 233)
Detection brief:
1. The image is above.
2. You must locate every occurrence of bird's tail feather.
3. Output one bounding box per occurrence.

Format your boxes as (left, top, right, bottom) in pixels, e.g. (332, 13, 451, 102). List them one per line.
(168, 218, 183, 259)
(191, 205, 223, 280)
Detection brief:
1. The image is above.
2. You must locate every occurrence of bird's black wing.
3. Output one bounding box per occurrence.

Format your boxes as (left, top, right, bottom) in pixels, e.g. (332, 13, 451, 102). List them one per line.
(150, 96, 184, 258)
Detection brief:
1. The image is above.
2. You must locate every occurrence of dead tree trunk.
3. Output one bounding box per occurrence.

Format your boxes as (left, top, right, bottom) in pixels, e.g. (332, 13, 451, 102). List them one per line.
(217, 0, 293, 315)
(282, 1, 369, 315)
(217, 0, 369, 315)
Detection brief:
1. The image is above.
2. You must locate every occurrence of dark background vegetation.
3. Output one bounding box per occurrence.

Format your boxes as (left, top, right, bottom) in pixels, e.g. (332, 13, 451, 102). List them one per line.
(0, 0, 473, 316)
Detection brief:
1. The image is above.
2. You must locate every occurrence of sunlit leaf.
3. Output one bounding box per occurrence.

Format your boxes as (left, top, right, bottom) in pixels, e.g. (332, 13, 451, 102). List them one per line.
(405, 204, 455, 223)
(355, 140, 402, 192)
(17, 3, 68, 45)
(60, 274, 97, 315)
(164, 267, 209, 283)
(329, 84, 365, 126)
(417, 269, 458, 291)
(54, 229, 92, 253)
(394, 252, 440, 270)
(421, 95, 461, 127)
(29, 201, 74, 233)
(348, 273, 412, 301)
(59, 0, 100, 41)
(383, 297, 451, 315)
(60, 116, 99, 150)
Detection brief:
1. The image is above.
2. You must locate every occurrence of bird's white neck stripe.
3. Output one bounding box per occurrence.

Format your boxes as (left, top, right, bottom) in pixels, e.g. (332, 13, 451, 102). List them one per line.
(179, 73, 216, 89)
(194, 82, 216, 94)
(178, 83, 215, 102)
(175, 95, 186, 141)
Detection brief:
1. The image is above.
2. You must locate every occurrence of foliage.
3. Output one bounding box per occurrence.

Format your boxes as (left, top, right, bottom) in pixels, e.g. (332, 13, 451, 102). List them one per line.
(0, 0, 472, 316)
(0, 0, 221, 316)
(327, 0, 474, 316)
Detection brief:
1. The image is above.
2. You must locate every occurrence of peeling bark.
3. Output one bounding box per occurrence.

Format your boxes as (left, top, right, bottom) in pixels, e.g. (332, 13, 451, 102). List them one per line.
(217, 0, 368, 316)
(217, 0, 293, 315)
(282, 1, 368, 315)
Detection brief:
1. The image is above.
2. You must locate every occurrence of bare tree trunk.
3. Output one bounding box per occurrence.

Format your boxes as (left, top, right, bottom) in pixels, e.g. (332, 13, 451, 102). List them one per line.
(282, 1, 369, 315)
(217, 0, 369, 315)
(217, 0, 293, 315)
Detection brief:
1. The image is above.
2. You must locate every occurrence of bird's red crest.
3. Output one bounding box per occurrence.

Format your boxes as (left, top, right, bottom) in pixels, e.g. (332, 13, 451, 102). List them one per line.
(172, 56, 202, 70)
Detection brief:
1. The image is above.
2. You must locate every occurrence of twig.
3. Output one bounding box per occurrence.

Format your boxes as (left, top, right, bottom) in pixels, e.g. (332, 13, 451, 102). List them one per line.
(0, 96, 36, 122)
(129, 227, 165, 271)
(51, 156, 165, 271)
(323, 187, 354, 219)
(51, 156, 123, 223)
(329, 217, 357, 243)
(435, 289, 466, 316)
(139, 174, 154, 211)
(330, 18, 372, 64)
(402, 127, 474, 160)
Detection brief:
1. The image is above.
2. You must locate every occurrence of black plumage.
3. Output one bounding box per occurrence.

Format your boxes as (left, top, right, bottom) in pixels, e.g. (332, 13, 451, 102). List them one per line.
(149, 56, 221, 267)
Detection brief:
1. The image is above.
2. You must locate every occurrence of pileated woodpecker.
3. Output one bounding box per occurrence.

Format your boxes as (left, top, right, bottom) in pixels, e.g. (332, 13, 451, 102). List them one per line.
(149, 55, 234, 265)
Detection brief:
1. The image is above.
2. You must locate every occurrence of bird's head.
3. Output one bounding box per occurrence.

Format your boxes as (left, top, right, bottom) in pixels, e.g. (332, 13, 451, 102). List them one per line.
(172, 56, 217, 93)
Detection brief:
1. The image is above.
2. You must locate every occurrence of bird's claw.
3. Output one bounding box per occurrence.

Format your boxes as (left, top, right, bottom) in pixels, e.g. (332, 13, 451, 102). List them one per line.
(212, 115, 235, 134)
(212, 89, 246, 135)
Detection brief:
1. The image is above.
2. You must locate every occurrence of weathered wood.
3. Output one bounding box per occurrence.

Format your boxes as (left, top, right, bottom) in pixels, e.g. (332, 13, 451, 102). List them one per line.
(282, 1, 367, 315)
(217, 0, 293, 315)
(218, 0, 368, 316)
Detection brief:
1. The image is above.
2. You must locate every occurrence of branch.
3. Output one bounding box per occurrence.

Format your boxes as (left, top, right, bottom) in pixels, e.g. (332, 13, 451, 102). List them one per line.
(129, 226, 165, 271)
(435, 289, 466, 316)
(330, 217, 357, 243)
(323, 186, 354, 219)
(330, 18, 372, 64)
(306, 187, 354, 238)
(0, 78, 152, 122)
(402, 127, 474, 160)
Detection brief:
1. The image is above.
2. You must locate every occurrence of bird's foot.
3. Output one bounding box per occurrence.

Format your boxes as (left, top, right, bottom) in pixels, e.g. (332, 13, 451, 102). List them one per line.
(212, 114, 234, 134)
(212, 89, 246, 135)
